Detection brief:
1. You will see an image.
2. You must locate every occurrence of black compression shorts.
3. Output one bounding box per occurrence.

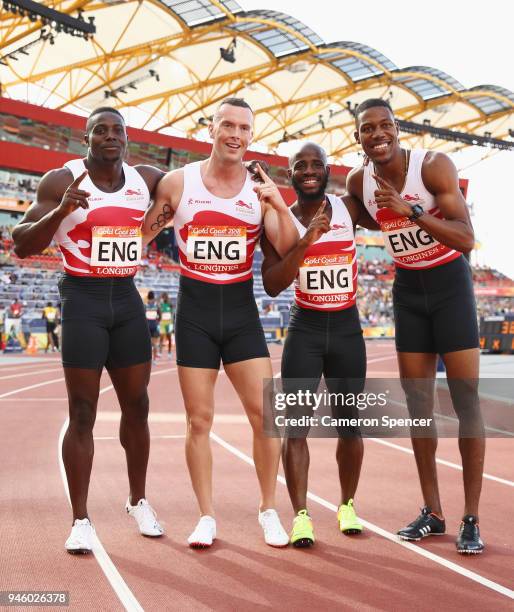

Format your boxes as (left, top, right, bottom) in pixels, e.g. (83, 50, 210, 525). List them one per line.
(281, 304, 366, 437)
(393, 255, 479, 354)
(175, 276, 270, 369)
(58, 274, 151, 370)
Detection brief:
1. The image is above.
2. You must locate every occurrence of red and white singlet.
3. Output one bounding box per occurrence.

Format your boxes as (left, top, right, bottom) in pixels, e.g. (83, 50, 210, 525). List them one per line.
(53, 159, 149, 277)
(291, 194, 357, 311)
(174, 161, 262, 284)
(362, 149, 460, 269)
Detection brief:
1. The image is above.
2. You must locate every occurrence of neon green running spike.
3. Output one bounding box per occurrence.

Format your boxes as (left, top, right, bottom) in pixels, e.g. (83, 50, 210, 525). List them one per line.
(290, 509, 314, 548)
(337, 499, 363, 535)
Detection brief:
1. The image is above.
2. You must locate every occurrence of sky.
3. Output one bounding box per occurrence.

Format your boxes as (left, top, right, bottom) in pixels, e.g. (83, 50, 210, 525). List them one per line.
(242, 0, 514, 277)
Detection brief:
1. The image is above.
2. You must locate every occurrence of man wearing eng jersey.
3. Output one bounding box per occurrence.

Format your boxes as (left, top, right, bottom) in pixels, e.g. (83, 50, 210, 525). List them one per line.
(347, 98, 484, 554)
(260, 142, 378, 547)
(13, 107, 165, 554)
(143, 98, 298, 548)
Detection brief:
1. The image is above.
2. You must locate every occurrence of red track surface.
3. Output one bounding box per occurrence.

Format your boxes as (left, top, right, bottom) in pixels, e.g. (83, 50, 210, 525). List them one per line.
(1, 342, 513, 611)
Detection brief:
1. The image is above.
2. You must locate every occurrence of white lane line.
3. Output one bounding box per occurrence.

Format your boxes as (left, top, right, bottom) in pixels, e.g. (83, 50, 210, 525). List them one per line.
(433, 411, 514, 438)
(0, 368, 62, 381)
(55, 365, 182, 609)
(95, 412, 246, 423)
(0, 373, 143, 610)
(0, 377, 65, 399)
(209, 431, 514, 601)
(0, 359, 61, 372)
(98, 365, 179, 396)
(0, 397, 67, 401)
(369, 438, 514, 488)
(367, 355, 398, 364)
(58, 419, 143, 612)
(386, 396, 514, 439)
(94, 434, 186, 441)
(271, 372, 514, 488)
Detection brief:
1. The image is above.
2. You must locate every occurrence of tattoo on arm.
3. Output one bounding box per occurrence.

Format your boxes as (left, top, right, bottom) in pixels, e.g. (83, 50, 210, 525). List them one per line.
(150, 203, 173, 231)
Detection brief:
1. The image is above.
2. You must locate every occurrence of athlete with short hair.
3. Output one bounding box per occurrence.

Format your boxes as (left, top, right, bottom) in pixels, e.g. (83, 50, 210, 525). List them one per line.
(143, 97, 298, 548)
(159, 292, 174, 359)
(145, 290, 160, 364)
(261, 142, 378, 546)
(13, 107, 164, 554)
(42, 301, 59, 352)
(347, 98, 484, 554)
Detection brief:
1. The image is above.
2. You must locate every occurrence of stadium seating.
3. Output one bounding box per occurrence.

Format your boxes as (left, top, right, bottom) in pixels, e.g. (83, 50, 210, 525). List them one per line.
(0, 228, 512, 339)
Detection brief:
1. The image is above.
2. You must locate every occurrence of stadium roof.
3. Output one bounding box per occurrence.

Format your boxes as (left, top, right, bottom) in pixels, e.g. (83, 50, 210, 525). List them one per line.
(1, 0, 513, 158)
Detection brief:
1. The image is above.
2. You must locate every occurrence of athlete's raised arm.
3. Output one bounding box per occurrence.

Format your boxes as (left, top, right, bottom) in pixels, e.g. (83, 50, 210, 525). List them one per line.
(346, 167, 365, 202)
(372, 152, 474, 253)
(135, 164, 166, 200)
(13, 169, 89, 258)
(142, 169, 183, 246)
(252, 163, 299, 257)
(342, 193, 380, 231)
(261, 201, 330, 297)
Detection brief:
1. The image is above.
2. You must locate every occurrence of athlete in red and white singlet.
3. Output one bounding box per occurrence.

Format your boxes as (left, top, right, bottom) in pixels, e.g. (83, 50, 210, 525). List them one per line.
(143, 98, 298, 549)
(362, 148, 460, 269)
(54, 158, 149, 277)
(13, 107, 165, 553)
(347, 98, 484, 555)
(289, 192, 357, 311)
(260, 142, 378, 545)
(173, 160, 261, 284)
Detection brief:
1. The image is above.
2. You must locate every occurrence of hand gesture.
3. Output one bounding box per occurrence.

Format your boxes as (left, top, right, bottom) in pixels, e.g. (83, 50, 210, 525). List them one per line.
(246, 159, 270, 183)
(58, 171, 90, 216)
(253, 163, 287, 211)
(303, 201, 330, 245)
(373, 174, 412, 217)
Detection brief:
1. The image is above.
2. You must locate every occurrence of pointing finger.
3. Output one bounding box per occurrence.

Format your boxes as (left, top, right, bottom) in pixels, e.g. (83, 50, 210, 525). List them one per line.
(313, 200, 327, 218)
(255, 163, 272, 184)
(69, 170, 88, 189)
(372, 173, 395, 191)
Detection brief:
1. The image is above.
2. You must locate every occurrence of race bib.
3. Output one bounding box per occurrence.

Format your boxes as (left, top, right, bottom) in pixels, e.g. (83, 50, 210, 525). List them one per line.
(299, 254, 353, 295)
(90, 226, 142, 276)
(186, 226, 246, 265)
(45, 309, 57, 322)
(161, 311, 172, 321)
(380, 217, 437, 259)
(146, 309, 158, 321)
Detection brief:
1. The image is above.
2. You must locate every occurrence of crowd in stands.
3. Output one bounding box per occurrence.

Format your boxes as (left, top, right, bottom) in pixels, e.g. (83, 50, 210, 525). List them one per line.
(0, 223, 512, 336)
(475, 297, 513, 318)
(357, 282, 393, 327)
(1, 225, 12, 249)
(473, 265, 514, 287)
(358, 256, 395, 281)
(0, 170, 39, 202)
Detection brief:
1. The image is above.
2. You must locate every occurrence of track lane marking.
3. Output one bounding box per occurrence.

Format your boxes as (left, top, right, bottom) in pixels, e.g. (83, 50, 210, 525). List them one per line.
(58, 419, 143, 612)
(94, 435, 186, 441)
(0, 377, 65, 398)
(0, 359, 61, 372)
(0, 373, 143, 611)
(271, 372, 514, 488)
(0, 397, 67, 401)
(369, 438, 514, 488)
(6, 355, 513, 607)
(0, 368, 62, 381)
(367, 355, 399, 364)
(209, 431, 514, 601)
